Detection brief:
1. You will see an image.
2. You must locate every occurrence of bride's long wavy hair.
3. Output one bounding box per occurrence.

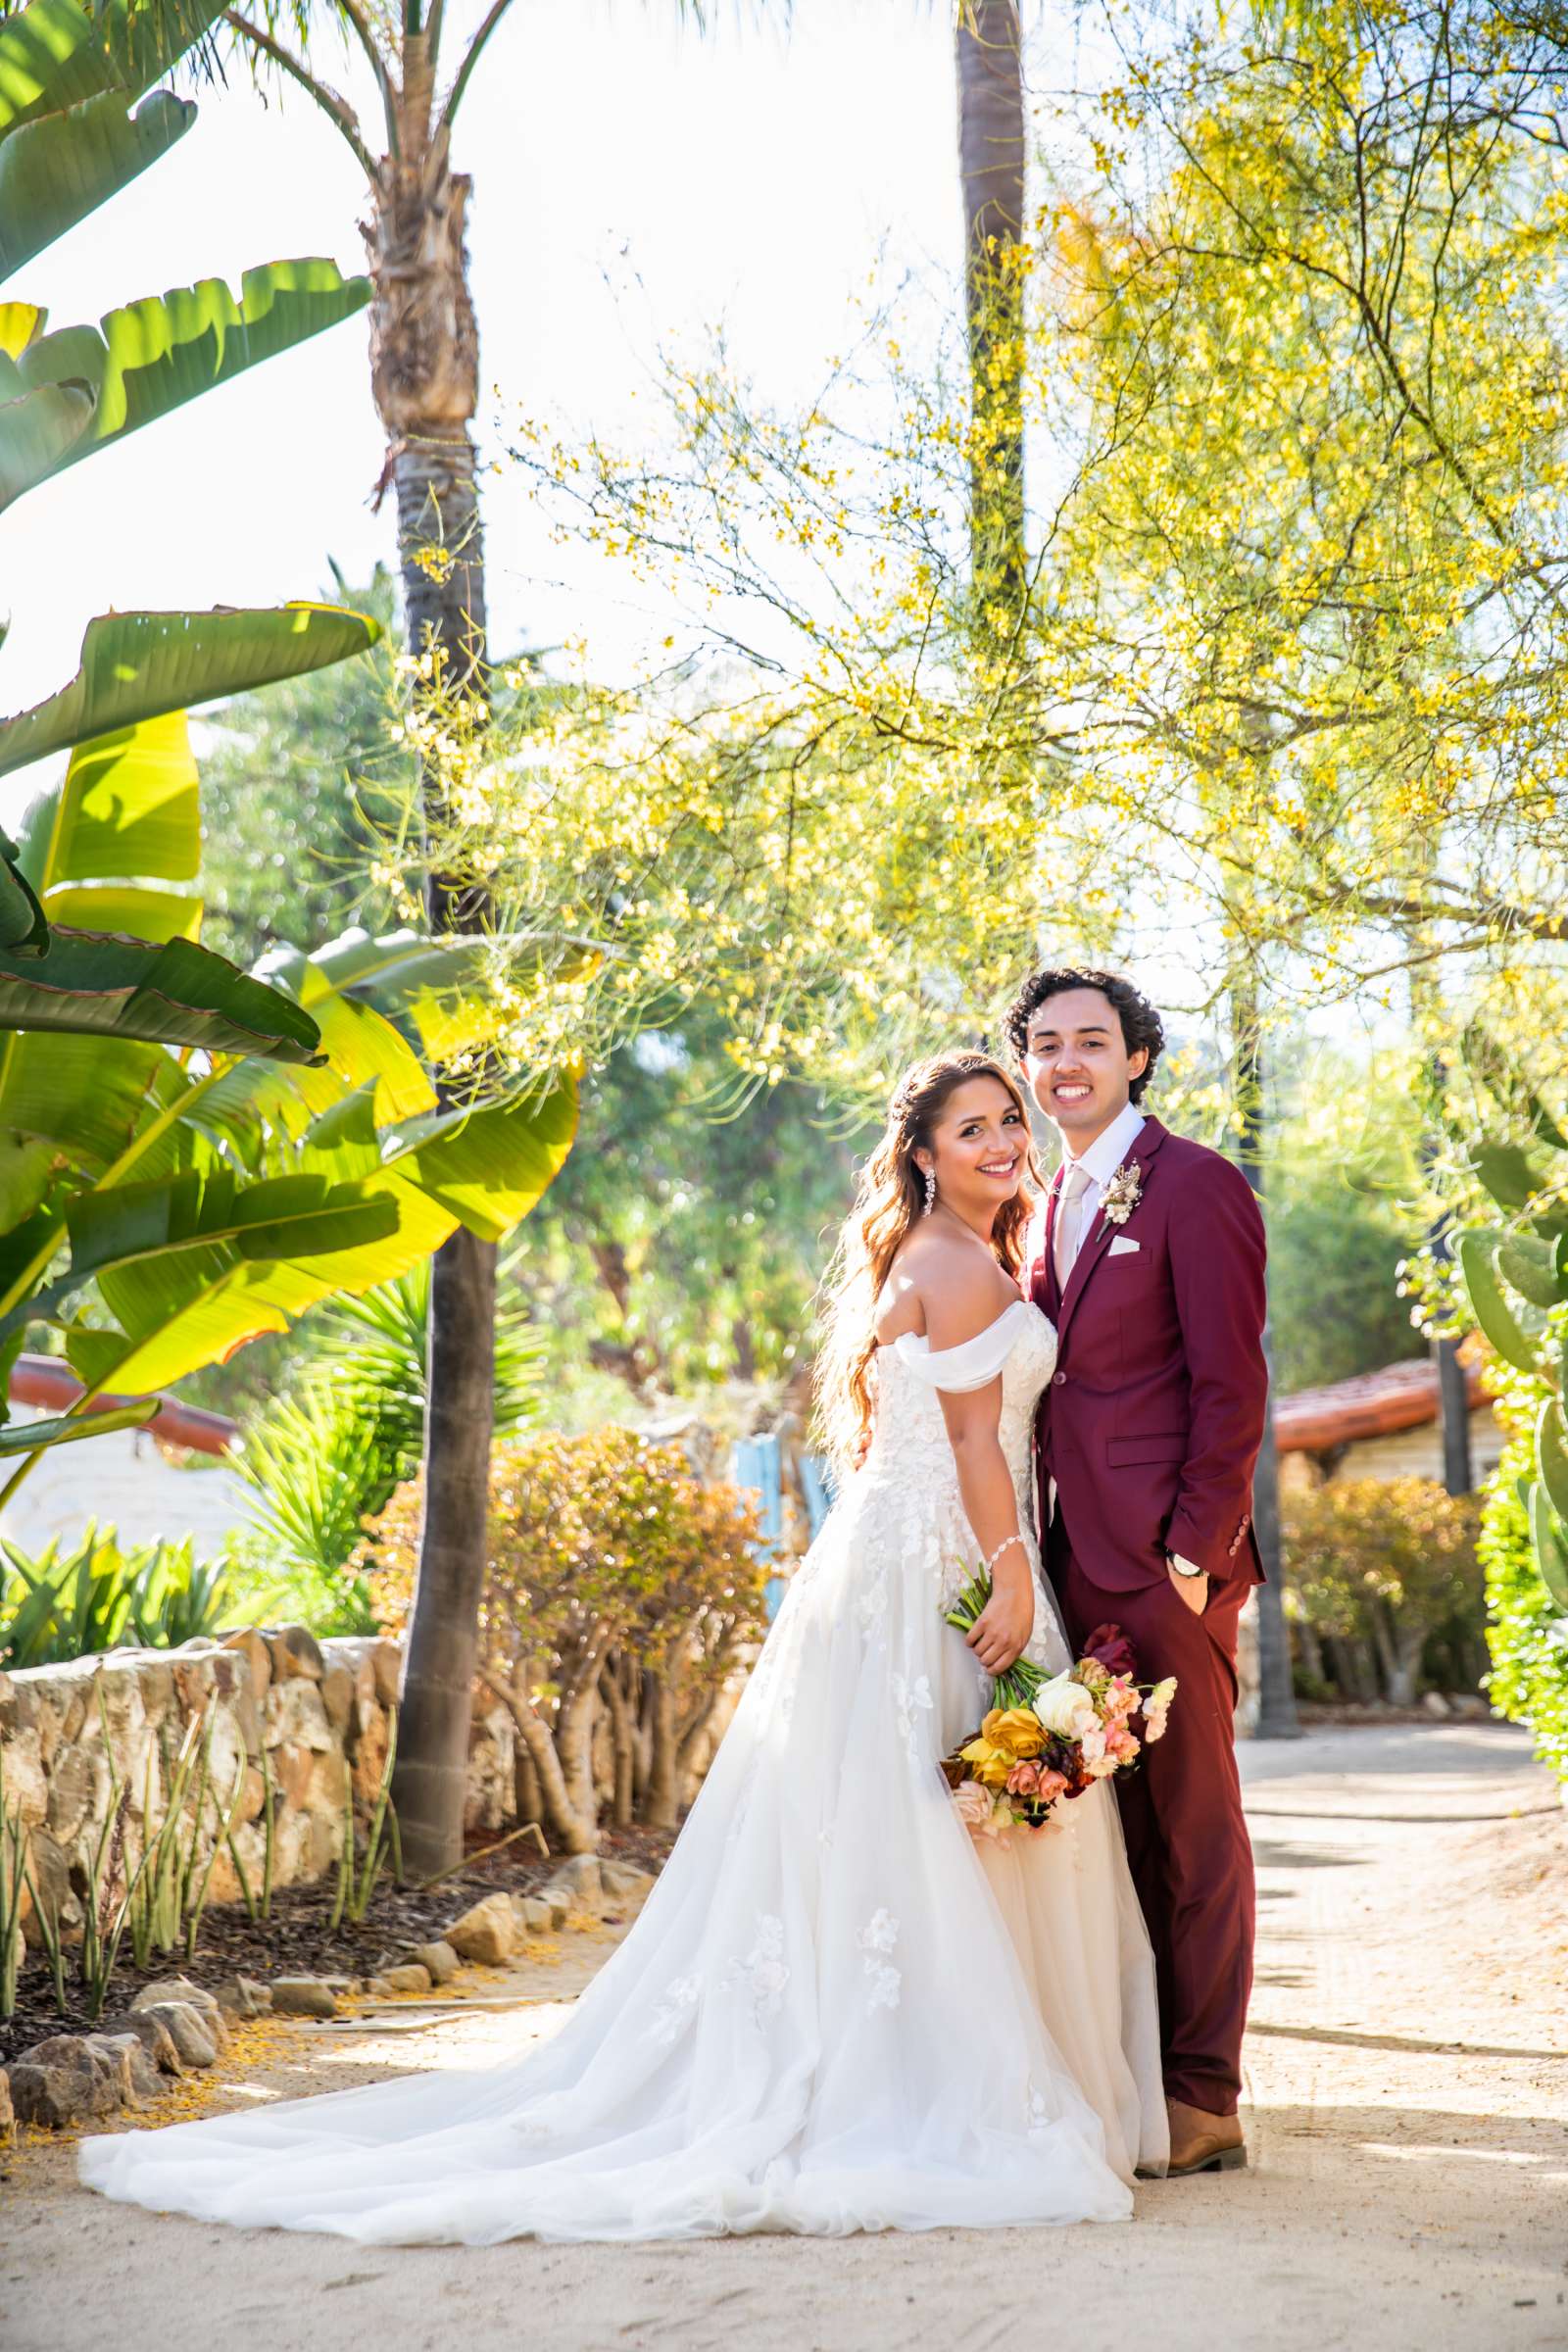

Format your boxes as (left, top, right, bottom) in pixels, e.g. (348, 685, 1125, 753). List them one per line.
(812, 1051, 1042, 1472)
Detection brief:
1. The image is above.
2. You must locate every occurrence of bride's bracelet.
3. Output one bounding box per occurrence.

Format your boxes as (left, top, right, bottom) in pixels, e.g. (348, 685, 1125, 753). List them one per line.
(985, 1532, 1027, 1574)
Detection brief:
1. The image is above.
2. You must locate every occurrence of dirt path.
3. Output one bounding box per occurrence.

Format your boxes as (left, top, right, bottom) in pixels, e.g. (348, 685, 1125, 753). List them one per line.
(5, 1723, 1565, 2352)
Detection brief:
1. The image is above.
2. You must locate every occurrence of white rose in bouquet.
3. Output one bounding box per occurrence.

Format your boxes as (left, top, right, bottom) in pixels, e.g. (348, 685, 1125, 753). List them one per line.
(1029, 1671, 1100, 1742)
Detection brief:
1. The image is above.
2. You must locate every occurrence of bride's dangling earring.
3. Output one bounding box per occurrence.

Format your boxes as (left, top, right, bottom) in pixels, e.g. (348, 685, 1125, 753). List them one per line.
(922, 1163, 937, 1217)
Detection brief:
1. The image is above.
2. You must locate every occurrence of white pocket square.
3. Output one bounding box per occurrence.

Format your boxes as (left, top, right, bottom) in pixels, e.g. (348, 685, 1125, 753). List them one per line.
(1107, 1236, 1141, 1256)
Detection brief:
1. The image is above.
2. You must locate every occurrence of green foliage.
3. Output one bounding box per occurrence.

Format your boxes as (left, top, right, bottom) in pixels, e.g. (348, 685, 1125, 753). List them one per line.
(1480, 1431, 1568, 1789)
(233, 1258, 540, 1631)
(0, 1522, 231, 1668)
(0, 847, 577, 1487)
(1268, 1176, 1425, 1394)
(1283, 1476, 1484, 1703)
(524, 1015, 868, 1409)
(1458, 1116, 1568, 1663)
(196, 568, 411, 963)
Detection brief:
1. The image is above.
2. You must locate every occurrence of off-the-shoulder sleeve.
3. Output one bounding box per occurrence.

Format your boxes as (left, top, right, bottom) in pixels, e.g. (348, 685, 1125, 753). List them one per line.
(894, 1300, 1038, 1394)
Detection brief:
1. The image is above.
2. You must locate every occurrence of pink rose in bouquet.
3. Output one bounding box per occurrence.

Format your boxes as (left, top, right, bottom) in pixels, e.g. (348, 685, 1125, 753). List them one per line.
(954, 1779, 994, 1834)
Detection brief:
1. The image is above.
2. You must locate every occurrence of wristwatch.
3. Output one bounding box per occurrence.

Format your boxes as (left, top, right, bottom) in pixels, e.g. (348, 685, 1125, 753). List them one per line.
(1165, 1550, 1204, 1579)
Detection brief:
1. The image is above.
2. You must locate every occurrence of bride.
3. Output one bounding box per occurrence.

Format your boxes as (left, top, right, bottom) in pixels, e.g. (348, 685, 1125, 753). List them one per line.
(79, 1049, 1166, 2242)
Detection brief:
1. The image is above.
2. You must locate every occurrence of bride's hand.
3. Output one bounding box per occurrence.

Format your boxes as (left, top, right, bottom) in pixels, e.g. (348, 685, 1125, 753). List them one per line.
(966, 1572, 1035, 1675)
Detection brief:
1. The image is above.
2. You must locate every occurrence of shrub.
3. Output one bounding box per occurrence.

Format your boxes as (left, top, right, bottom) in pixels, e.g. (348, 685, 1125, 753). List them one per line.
(365, 1426, 768, 1852)
(1283, 1477, 1484, 1705)
(1480, 1424, 1568, 1788)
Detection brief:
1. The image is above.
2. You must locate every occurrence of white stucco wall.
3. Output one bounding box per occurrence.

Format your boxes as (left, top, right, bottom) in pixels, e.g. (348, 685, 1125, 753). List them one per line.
(0, 1413, 259, 1561)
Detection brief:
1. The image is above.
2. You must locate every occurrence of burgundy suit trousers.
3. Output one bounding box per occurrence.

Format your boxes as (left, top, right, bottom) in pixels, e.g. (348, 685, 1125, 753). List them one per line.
(1049, 1512, 1254, 2117)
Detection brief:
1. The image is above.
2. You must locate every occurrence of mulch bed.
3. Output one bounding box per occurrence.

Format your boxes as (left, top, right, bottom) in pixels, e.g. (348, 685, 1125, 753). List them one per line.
(0, 1822, 677, 2070)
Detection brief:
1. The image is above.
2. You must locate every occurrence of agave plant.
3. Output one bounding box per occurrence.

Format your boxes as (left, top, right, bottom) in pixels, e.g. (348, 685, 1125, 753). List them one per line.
(1457, 1132, 1568, 1611)
(0, 1522, 231, 1668)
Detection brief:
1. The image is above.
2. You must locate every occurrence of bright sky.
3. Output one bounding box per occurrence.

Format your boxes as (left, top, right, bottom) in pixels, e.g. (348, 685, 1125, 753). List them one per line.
(9, 0, 1103, 710)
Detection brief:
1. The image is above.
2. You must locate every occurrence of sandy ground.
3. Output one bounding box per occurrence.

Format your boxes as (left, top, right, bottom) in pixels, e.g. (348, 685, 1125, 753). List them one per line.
(4, 1721, 1565, 2352)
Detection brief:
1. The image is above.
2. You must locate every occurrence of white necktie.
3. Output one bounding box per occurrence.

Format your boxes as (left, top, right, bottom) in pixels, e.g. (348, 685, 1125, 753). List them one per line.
(1054, 1161, 1092, 1290)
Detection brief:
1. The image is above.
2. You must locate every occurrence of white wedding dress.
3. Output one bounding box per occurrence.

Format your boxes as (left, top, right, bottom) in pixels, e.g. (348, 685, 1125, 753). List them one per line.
(79, 1299, 1165, 2242)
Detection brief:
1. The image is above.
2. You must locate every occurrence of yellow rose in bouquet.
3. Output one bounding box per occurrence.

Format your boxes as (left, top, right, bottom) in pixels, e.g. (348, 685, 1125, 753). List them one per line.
(958, 1736, 1015, 1791)
(984, 1706, 1048, 1760)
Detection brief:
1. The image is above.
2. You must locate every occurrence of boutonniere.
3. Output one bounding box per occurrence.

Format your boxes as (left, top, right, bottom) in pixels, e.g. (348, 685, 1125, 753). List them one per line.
(1101, 1160, 1143, 1226)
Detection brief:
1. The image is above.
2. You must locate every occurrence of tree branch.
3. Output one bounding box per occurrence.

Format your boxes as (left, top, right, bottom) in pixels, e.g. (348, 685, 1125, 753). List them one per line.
(439, 0, 519, 132)
(223, 10, 376, 179)
(334, 0, 401, 161)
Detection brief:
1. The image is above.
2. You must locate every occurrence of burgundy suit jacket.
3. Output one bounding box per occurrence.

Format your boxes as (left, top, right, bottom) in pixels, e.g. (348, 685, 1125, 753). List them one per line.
(1030, 1115, 1268, 1594)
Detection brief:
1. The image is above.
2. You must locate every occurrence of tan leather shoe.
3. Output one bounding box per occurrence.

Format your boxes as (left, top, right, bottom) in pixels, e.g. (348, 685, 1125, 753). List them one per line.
(1163, 2095, 1248, 2177)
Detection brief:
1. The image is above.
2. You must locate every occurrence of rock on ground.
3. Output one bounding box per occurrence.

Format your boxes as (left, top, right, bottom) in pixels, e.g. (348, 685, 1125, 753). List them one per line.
(269, 1978, 338, 2019)
(445, 1892, 515, 1965)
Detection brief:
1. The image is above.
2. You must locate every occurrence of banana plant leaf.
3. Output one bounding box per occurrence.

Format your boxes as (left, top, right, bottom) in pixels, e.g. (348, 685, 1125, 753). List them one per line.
(0, 368, 90, 505)
(0, 85, 193, 280)
(0, 923, 323, 1058)
(0, 1032, 168, 1204)
(375, 1084, 579, 1244)
(1, 260, 370, 510)
(0, 0, 227, 142)
(20, 1074, 579, 1396)
(1456, 1228, 1544, 1374)
(18, 705, 198, 884)
(0, 604, 381, 781)
(0, 1396, 156, 1453)
(0, 301, 43, 355)
(308, 925, 603, 1061)
(60, 1177, 421, 1396)
(0, 822, 46, 953)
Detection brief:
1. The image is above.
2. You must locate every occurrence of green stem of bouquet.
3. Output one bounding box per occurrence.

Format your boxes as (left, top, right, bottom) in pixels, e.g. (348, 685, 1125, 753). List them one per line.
(943, 1570, 1048, 1712)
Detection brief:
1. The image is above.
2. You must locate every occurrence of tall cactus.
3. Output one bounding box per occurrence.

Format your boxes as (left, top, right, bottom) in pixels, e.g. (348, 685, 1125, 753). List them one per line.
(1460, 1137, 1568, 1609)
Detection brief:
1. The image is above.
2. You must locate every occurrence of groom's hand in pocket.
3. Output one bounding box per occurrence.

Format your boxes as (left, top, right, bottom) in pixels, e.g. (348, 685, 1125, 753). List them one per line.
(1167, 1562, 1208, 1615)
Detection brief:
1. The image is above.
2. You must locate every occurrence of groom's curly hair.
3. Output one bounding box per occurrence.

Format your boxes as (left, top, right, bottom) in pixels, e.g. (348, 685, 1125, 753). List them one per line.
(1004, 967, 1165, 1105)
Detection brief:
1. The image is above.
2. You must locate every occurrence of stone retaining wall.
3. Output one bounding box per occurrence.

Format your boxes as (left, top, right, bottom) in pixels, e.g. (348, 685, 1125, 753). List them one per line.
(0, 1626, 530, 1939)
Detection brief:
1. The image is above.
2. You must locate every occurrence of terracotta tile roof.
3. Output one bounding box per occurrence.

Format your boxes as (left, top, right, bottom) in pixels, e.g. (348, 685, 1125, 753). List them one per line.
(1274, 1355, 1486, 1454)
(7, 1353, 237, 1457)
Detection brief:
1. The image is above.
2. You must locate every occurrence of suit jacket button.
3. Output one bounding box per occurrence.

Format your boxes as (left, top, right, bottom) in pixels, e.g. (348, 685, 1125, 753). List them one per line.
(1053, 1371, 1066, 1387)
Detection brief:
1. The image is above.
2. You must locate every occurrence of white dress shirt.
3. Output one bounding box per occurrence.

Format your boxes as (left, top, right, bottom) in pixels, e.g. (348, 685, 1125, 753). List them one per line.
(1054, 1099, 1147, 1259)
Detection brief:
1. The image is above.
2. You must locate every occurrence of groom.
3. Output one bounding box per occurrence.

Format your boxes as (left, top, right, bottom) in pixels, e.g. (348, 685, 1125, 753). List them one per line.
(1009, 965, 1267, 2178)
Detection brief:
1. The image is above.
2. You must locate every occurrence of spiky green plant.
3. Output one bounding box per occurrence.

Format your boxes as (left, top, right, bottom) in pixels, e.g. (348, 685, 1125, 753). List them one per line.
(0, 1524, 232, 1669)
(1458, 1137, 1568, 1614)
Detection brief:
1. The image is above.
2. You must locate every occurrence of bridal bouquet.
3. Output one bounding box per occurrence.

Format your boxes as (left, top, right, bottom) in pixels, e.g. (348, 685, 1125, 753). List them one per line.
(939, 1574, 1176, 1839)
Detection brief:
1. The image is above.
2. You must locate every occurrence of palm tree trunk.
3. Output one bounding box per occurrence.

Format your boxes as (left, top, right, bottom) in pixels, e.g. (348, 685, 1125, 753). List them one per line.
(1232, 974, 1299, 1740)
(956, 0, 1027, 621)
(368, 120, 498, 1877)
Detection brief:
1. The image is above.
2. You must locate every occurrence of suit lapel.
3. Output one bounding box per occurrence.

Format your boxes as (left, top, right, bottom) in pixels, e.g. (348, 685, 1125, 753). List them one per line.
(1054, 1115, 1168, 1347)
